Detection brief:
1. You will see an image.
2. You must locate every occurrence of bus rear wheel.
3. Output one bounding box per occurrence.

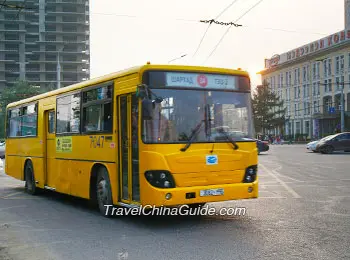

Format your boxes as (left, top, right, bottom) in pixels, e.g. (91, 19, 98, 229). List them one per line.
(24, 161, 38, 195)
(96, 167, 113, 217)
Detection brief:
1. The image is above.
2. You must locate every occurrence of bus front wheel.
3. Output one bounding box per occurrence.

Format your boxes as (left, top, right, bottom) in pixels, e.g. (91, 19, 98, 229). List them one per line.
(24, 161, 38, 195)
(96, 167, 113, 217)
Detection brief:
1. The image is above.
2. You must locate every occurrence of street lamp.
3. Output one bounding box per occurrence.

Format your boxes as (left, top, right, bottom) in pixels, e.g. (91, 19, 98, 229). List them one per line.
(340, 81, 345, 132)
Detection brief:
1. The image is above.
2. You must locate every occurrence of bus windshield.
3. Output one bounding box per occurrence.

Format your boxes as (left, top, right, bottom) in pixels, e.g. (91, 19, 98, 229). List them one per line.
(142, 89, 254, 143)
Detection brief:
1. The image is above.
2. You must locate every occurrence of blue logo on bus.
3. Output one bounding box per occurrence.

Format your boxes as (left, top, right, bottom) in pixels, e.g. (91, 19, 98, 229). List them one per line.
(206, 155, 218, 165)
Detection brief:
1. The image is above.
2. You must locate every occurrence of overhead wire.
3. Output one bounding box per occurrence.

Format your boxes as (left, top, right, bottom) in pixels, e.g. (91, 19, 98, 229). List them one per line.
(202, 0, 266, 64)
(192, 0, 241, 59)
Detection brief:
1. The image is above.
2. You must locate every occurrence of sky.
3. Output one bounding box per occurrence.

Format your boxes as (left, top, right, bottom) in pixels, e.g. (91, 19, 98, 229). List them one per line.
(89, 0, 344, 89)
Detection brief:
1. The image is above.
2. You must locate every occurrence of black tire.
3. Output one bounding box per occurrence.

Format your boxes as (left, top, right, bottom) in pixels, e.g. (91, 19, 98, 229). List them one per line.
(24, 161, 38, 195)
(96, 167, 113, 217)
(323, 145, 334, 154)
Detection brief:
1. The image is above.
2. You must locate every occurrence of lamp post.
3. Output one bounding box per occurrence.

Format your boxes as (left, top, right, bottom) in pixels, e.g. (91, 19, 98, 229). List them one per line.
(340, 81, 345, 132)
(56, 44, 66, 89)
(56, 51, 61, 89)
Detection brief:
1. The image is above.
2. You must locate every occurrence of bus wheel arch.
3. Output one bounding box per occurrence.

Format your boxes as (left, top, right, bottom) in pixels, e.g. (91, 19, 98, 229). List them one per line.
(90, 164, 113, 217)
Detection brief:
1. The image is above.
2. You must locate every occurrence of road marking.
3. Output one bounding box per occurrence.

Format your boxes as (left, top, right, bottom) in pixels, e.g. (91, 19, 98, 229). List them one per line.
(274, 174, 304, 183)
(0, 218, 52, 226)
(2, 197, 41, 200)
(0, 205, 27, 211)
(0, 192, 23, 199)
(260, 163, 302, 199)
(258, 197, 287, 199)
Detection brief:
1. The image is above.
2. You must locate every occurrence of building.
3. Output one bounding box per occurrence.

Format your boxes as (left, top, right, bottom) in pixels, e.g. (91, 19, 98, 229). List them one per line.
(258, 0, 350, 139)
(0, 0, 90, 91)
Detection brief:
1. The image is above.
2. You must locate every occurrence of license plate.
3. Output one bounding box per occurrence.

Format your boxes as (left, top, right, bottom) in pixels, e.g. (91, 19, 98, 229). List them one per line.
(200, 188, 224, 197)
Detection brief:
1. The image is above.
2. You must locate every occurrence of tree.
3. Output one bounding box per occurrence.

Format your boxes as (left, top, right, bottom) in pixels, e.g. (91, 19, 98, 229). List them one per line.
(252, 83, 285, 135)
(0, 81, 45, 139)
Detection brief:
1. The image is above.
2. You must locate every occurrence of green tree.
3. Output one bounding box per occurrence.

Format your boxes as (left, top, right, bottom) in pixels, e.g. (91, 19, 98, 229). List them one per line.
(0, 81, 45, 139)
(252, 83, 285, 135)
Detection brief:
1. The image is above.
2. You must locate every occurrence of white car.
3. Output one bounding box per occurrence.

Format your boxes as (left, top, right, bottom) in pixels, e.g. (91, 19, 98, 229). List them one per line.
(306, 140, 319, 152)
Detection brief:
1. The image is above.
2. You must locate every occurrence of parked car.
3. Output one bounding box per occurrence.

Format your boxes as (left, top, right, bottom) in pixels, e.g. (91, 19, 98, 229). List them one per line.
(306, 140, 319, 152)
(256, 139, 269, 154)
(0, 143, 5, 159)
(315, 132, 350, 154)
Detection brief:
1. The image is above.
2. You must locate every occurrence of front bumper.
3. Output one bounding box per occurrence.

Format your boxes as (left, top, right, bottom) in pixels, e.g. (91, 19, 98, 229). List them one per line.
(141, 180, 258, 207)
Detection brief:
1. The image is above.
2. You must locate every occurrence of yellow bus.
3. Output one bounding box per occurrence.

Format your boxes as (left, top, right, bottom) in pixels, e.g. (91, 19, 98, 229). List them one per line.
(5, 64, 258, 217)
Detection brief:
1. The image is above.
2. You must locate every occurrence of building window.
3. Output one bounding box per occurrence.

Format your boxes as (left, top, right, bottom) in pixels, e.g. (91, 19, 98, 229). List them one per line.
(288, 71, 292, 86)
(328, 79, 332, 92)
(313, 83, 318, 96)
(297, 86, 301, 98)
(336, 76, 345, 91)
(56, 93, 81, 134)
(312, 63, 317, 80)
(296, 122, 301, 134)
(327, 58, 332, 77)
(285, 72, 288, 86)
(82, 84, 113, 133)
(335, 55, 345, 74)
(325, 98, 332, 113)
(303, 66, 307, 82)
(305, 121, 310, 135)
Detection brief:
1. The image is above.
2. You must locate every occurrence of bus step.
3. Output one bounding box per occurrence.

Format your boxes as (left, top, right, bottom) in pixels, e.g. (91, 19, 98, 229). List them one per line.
(118, 202, 139, 208)
(44, 186, 56, 191)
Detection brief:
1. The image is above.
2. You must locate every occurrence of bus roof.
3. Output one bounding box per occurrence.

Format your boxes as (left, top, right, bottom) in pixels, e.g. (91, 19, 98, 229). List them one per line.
(6, 64, 249, 109)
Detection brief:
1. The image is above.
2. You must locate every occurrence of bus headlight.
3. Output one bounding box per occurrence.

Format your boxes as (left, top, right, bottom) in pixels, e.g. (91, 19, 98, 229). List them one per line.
(145, 170, 175, 188)
(243, 165, 257, 183)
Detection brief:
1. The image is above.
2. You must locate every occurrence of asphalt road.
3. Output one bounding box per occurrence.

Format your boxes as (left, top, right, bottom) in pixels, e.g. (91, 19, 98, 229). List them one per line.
(0, 145, 349, 260)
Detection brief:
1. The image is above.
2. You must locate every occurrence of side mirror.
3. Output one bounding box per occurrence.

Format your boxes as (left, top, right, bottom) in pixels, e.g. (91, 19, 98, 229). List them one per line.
(136, 85, 148, 99)
(154, 96, 163, 103)
(142, 99, 153, 120)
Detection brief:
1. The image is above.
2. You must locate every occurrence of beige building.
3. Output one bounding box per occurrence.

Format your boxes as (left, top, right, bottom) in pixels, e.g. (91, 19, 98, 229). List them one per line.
(258, 1, 350, 138)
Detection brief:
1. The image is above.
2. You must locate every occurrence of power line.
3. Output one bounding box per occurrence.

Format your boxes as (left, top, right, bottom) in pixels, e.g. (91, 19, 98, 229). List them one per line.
(202, 0, 266, 64)
(0, 0, 7, 11)
(241, 25, 328, 36)
(192, 0, 241, 59)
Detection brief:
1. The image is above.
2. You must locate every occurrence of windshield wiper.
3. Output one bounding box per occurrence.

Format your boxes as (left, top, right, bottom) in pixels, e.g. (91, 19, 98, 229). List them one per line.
(180, 120, 204, 152)
(217, 128, 239, 150)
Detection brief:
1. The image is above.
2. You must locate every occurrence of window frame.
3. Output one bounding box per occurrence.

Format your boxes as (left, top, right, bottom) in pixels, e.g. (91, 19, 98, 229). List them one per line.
(81, 81, 114, 135)
(55, 90, 82, 136)
(6, 101, 39, 139)
(48, 110, 55, 134)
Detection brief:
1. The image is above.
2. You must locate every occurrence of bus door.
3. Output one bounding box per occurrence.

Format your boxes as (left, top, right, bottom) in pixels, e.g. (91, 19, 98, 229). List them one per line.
(118, 94, 140, 204)
(44, 110, 56, 189)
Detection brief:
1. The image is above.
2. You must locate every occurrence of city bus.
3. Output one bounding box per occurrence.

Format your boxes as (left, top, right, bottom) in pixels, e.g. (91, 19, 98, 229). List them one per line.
(5, 64, 258, 217)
